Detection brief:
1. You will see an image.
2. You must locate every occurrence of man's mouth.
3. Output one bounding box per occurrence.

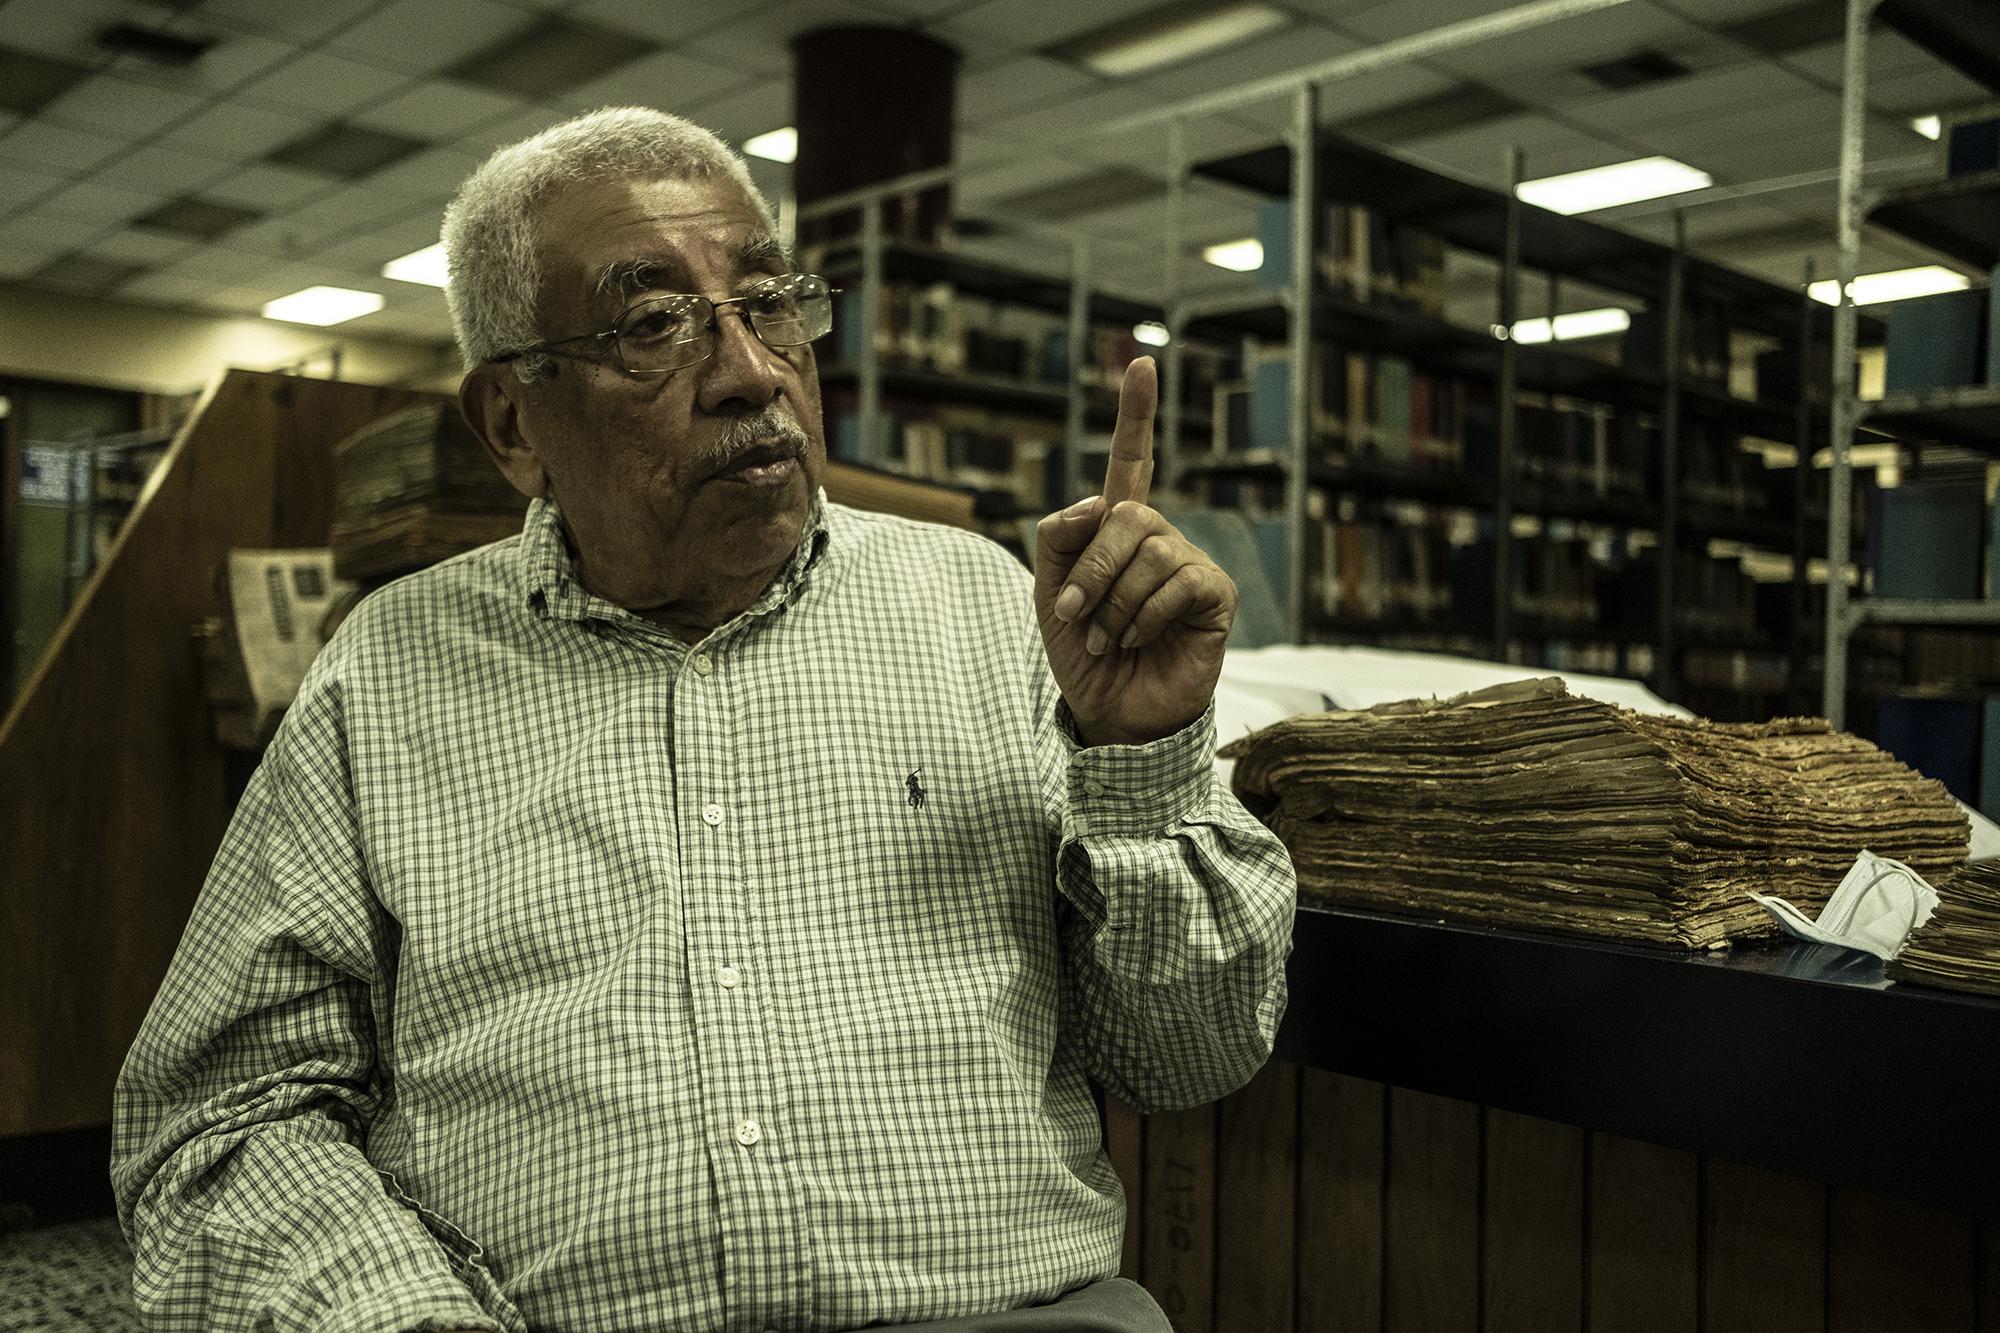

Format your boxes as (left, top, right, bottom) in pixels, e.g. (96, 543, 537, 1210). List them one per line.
(714, 440, 802, 485)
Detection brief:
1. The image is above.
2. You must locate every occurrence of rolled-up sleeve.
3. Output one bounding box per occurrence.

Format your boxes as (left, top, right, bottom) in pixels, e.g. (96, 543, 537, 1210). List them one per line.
(110, 671, 518, 1333)
(1032, 658, 1298, 1113)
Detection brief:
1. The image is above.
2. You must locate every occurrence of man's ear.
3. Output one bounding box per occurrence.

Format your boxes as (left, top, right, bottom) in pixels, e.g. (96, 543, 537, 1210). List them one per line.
(460, 364, 551, 500)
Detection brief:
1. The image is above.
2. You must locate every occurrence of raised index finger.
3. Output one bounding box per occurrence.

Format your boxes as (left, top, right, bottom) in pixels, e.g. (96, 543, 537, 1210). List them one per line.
(1101, 355, 1156, 510)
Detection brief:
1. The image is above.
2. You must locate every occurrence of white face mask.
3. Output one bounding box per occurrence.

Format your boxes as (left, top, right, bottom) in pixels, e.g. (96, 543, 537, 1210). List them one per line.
(1749, 851, 1940, 960)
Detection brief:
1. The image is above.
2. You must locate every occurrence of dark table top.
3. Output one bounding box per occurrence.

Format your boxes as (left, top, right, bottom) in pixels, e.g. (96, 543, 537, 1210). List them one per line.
(1275, 904, 2000, 1219)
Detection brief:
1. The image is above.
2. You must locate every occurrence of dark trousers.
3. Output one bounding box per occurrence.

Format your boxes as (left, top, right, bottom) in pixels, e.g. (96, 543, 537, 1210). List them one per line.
(883, 1278, 1172, 1332)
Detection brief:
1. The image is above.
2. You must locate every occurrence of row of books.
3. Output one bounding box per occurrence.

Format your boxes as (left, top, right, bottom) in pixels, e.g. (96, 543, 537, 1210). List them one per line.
(1293, 509, 1767, 642)
(828, 282, 1229, 405)
(1231, 348, 1469, 469)
(1255, 197, 1451, 318)
(825, 398, 1055, 509)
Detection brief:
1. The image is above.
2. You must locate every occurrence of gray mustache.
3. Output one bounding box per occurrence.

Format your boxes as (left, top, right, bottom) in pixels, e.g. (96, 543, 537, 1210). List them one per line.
(702, 408, 810, 474)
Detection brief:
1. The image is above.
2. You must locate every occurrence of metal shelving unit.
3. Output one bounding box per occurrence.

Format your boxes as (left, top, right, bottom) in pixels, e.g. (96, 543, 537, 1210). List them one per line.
(1823, 0, 2000, 728)
(1176, 126, 1835, 706)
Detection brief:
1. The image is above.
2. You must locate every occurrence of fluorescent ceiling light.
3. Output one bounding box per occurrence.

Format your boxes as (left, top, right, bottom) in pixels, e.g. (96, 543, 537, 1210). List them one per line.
(262, 285, 385, 326)
(1203, 238, 1263, 271)
(382, 242, 447, 288)
(1809, 265, 1971, 306)
(1508, 307, 1633, 344)
(743, 127, 797, 163)
(1070, 3, 1288, 77)
(1912, 115, 1942, 140)
(1517, 156, 1712, 215)
(1133, 321, 1170, 346)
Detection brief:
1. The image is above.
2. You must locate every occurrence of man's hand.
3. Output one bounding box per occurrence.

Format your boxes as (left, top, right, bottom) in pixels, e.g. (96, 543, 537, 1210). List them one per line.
(1034, 356, 1236, 748)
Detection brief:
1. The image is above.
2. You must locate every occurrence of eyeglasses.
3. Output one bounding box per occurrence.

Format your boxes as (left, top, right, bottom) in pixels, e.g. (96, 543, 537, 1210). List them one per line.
(493, 272, 839, 377)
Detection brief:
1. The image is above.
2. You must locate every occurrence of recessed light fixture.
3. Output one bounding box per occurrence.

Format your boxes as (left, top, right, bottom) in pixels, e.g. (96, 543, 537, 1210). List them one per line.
(383, 243, 448, 288)
(262, 286, 385, 326)
(743, 127, 797, 164)
(1911, 114, 1942, 140)
(1508, 308, 1634, 344)
(1060, 1, 1288, 78)
(1517, 156, 1712, 215)
(1808, 265, 1971, 306)
(1203, 238, 1263, 271)
(1133, 321, 1170, 346)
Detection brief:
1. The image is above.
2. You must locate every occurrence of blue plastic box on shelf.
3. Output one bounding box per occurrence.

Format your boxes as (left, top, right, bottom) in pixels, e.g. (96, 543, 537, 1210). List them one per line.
(1882, 288, 1989, 393)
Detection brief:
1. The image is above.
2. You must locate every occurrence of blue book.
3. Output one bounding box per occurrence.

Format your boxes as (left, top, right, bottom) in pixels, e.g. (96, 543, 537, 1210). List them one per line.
(1988, 265, 1999, 385)
(1255, 197, 1291, 296)
(1876, 697, 1980, 806)
(1249, 357, 1291, 453)
(1882, 289, 1986, 393)
(1984, 700, 2000, 823)
(1875, 481, 1985, 599)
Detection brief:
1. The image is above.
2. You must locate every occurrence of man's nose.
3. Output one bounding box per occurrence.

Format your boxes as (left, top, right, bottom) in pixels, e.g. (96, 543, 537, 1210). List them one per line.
(697, 304, 784, 413)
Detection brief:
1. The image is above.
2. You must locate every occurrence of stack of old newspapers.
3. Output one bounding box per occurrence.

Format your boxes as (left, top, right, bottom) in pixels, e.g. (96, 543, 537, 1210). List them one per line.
(329, 402, 527, 582)
(1888, 860, 2000, 995)
(1221, 677, 1969, 949)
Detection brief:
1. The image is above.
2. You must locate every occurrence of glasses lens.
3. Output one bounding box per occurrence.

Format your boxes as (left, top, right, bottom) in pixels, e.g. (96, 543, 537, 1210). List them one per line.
(747, 274, 832, 347)
(617, 294, 710, 373)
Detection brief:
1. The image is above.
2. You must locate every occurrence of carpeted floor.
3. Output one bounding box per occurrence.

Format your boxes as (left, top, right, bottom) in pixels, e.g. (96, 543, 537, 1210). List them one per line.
(0, 1214, 143, 1331)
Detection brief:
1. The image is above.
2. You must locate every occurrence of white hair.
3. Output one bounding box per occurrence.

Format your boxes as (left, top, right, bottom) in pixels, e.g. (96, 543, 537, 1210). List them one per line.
(441, 106, 775, 381)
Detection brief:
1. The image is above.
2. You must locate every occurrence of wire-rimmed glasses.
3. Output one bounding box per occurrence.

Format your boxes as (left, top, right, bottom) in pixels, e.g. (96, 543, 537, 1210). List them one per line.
(493, 272, 838, 377)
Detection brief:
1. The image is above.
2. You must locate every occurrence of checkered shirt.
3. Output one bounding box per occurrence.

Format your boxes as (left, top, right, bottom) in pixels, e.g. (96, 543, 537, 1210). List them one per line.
(111, 491, 1296, 1332)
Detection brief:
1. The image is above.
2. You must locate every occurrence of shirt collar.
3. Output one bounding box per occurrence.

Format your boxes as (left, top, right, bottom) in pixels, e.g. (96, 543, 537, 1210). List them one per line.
(518, 485, 833, 627)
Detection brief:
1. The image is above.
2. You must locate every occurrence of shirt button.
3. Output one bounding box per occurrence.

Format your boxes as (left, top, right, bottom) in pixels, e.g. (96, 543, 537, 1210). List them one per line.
(1083, 779, 1105, 797)
(690, 652, 713, 675)
(736, 1118, 761, 1147)
(718, 965, 741, 989)
(702, 803, 722, 827)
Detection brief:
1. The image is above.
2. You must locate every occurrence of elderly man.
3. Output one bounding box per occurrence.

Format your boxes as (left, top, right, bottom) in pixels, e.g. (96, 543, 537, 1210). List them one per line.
(112, 107, 1295, 1332)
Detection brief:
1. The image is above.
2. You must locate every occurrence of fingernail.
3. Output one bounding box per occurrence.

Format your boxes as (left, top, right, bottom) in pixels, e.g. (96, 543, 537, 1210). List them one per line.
(1064, 495, 1100, 518)
(1086, 625, 1108, 656)
(1055, 585, 1083, 622)
(1119, 625, 1138, 649)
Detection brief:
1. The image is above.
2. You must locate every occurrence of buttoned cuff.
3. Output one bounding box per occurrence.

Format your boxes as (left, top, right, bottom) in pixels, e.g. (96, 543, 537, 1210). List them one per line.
(1059, 699, 1218, 839)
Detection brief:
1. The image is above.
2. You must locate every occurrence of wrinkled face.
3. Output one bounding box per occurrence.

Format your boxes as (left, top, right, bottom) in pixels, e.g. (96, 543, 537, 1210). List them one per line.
(504, 171, 827, 615)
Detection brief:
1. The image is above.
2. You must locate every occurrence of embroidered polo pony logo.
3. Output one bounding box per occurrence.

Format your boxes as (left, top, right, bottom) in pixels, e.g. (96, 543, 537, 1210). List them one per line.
(905, 766, 926, 809)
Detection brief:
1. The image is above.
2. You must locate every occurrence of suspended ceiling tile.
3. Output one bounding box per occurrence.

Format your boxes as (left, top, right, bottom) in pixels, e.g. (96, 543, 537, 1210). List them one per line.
(93, 142, 240, 195)
(38, 179, 171, 227)
(678, 0, 950, 75)
(213, 214, 347, 262)
(680, 83, 797, 143)
(302, 183, 437, 232)
(958, 55, 1101, 122)
(121, 269, 231, 304)
(158, 100, 321, 160)
(1867, 65, 1992, 114)
(155, 243, 275, 280)
(0, 163, 68, 213)
(1573, 62, 1824, 134)
(84, 226, 203, 266)
(1404, 113, 1635, 186)
(548, 47, 757, 116)
(0, 243, 56, 277)
(0, 0, 134, 61)
(203, 163, 338, 211)
(453, 106, 572, 156)
(327, 0, 534, 78)
(1346, 0, 1735, 80)
(1131, 22, 1359, 103)
(189, 0, 392, 45)
(236, 50, 415, 119)
(352, 79, 527, 142)
(937, 0, 1164, 52)
(984, 82, 1163, 143)
(0, 119, 129, 175)
(0, 208, 112, 253)
(38, 73, 208, 139)
(361, 146, 486, 204)
(109, 30, 300, 94)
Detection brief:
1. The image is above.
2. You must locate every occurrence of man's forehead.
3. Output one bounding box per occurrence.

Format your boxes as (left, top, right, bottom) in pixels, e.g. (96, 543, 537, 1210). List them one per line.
(537, 173, 777, 290)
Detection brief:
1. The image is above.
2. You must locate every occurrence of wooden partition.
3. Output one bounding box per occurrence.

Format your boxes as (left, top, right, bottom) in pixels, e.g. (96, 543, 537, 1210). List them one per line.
(0, 370, 440, 1137)
(1109, 1065, 2000, 1332)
